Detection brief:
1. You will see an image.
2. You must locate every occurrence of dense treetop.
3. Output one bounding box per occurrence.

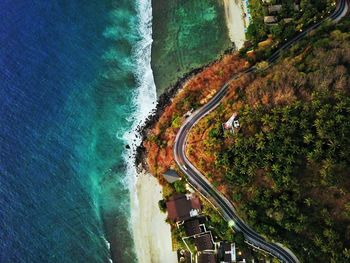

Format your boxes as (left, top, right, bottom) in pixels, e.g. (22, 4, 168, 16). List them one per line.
(188, 21, 350, 261)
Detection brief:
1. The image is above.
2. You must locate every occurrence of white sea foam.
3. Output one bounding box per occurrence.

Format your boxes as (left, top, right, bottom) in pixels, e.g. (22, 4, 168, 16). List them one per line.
(121, 1, 177, 263)
(103, 236, 111, 250)
(121, 0, 156, 243)
(122, 0, 156, 188)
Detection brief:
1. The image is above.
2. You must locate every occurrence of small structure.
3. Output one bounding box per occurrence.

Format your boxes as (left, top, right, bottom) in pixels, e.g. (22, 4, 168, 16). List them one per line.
(184, 219, 202, 236)
(163, 169, 181, 184)
(284, 18, 293, 23)
(223, 112, 237, 130)
(166, 194, 201, 222)
(223, 112, 240, 134)
(178, 250, 191, 263)
(197, 253, 216, 263)
(264, 16, 278, 24)
(184, 109, 194, 118)
(220, 242, 236, 263)
(294, 3, 300, 11)
(268, 4, 282, 13)
(194, 233, 214, 252)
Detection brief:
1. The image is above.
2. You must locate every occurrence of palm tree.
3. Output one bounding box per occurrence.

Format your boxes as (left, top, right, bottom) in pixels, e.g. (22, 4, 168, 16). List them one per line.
(273, 199, 280, 209)
(304, 197, 313, 207)
(271, 163, 281, 175)
(343, 248, 350, 259)
(304, 133, 314, 144)
(286, 155, 294, 165)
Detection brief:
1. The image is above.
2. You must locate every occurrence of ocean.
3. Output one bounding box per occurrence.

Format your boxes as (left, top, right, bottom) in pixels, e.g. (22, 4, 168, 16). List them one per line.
(151, 0, 231, 93)
(0, 0, 156, 262)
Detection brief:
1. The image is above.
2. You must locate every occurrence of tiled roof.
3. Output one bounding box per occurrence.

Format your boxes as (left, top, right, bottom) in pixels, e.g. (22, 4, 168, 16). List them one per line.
(166, 194, 201, 222)
(194, 233, 214, 251)
(197, 253, 216, 263)
(184, 219, 201, 236)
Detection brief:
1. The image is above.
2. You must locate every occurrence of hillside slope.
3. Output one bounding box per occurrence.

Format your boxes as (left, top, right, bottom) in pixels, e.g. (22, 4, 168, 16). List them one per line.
(142, 13, 350, 261)
(187, 22, 350, 261)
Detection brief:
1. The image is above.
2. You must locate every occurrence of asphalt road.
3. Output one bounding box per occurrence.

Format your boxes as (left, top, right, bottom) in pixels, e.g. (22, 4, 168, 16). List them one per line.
(173, 1, 348, 262)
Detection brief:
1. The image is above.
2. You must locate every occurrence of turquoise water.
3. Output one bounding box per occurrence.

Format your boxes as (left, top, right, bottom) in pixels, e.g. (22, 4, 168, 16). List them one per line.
(151, 0, 231, 93)
(0, 1, 155, 262)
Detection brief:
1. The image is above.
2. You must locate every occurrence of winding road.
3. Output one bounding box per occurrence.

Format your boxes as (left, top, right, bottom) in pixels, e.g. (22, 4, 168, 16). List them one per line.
(173, 1, 349, 262)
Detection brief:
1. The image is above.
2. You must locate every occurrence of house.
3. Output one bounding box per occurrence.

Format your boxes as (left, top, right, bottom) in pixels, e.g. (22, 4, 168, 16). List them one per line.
(264, 16, 278, 24)
(233, 120, 240, 129)
(223, 112, 237, 130)
(263, 0, 300, 24)
(197, 253, 216, 263)
(284, 18, 293, 23)
(294, 3, 300, 11)
(223, 112, 240, 134)
(268, 5, 282, 14)
(163, 169, 181, 183)
(184, 219, 202, 236)
(166, 194, 201, 222)
(220, 242, 236, 263)
(194, 233, 214, 251)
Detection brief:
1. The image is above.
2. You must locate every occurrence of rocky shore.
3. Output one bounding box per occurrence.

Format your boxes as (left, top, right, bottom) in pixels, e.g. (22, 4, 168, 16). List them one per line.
(134, 48, 235, 172)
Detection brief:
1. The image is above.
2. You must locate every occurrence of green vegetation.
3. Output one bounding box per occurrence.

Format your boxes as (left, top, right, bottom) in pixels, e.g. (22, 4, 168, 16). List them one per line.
(218, 97, 350, 260)
(202, 201, 234, 242)
(158, 199, 167, 213)
(171, 115, 183, 129)
(173, 179, 187, 193)
(147, 1, 350, 260)
(246, 0, 334, 46)
(172, 225, 188, 250)
(198, 22, 350, 261)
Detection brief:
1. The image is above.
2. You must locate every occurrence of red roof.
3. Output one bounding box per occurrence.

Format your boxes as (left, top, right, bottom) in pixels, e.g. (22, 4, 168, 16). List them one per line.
(198, 253, 216, 263)
(195, 233, 214, 251)
(166, 194, 201, 222)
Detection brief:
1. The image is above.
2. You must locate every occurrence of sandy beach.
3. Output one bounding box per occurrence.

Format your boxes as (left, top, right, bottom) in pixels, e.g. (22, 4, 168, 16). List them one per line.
(223, 0, 247, 49)
(131, 171, 177, 263)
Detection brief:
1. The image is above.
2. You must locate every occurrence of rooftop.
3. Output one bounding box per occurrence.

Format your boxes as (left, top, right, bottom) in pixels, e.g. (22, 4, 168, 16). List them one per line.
(220, 242, 236, 263)
(163, 169, 181, 183)
(184, 219, 202, 236)
(268, 5, 282, 13)
(197, 253, 216, 263)
(194, 233, 214, 251)
(264, 16, 278, 24)
(166, 194, 201, 222)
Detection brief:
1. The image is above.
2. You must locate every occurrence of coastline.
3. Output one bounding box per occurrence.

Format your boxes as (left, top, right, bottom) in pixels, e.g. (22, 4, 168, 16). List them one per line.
(126, 1, 178, 262)
(131, 1, 350, 261)
(131, 1, 242, 261)
(223, 0, 247, 49)
(134, 48, 250, 261)
(133, 59, 225, 262)
(131, 171, 177, 263)
(135, 65, 209, 170)
(135, 51, 235, 171)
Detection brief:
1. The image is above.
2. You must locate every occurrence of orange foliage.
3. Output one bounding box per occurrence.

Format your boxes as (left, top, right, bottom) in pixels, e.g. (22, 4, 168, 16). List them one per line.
(144, 53, 249, 183)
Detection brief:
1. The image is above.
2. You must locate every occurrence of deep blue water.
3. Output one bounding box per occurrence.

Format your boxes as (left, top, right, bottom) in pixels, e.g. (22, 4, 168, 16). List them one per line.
(0, 1, 142, 262)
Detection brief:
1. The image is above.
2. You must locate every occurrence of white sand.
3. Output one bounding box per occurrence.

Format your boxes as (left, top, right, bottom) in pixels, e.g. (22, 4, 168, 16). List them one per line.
(131, 171, 177, 263)
(223, 0, 248, 49)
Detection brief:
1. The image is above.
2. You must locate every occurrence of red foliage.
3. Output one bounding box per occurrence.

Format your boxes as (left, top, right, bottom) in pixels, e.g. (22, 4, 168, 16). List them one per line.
(144, 53, 249, 183)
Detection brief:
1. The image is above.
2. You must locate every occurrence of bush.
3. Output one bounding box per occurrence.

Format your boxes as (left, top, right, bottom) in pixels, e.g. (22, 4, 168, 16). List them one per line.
(158, 199, 167, 213)
(174, 180, 187, 193)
